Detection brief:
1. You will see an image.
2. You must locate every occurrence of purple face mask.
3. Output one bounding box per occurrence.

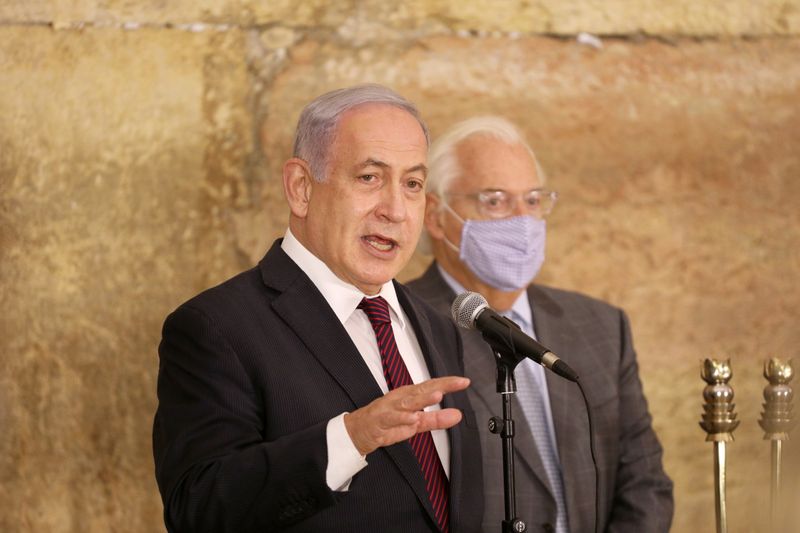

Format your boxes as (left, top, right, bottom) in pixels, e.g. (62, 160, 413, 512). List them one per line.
(444, 205, 546, 292)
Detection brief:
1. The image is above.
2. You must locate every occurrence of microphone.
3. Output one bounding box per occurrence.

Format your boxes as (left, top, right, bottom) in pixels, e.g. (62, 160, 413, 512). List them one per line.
(451, 291, 579, 382)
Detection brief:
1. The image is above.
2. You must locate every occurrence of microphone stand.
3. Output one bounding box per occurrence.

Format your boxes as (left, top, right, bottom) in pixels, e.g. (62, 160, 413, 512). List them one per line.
(490, 348, 528, 533)
(459, 300, 591, 533)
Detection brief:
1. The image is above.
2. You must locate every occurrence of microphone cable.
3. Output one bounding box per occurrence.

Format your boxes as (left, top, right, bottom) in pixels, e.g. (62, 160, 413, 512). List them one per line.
(575, 377, 599, 533)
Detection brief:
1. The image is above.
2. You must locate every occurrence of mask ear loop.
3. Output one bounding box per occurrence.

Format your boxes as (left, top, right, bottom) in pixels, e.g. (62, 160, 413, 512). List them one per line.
(439, 201, 465, 254)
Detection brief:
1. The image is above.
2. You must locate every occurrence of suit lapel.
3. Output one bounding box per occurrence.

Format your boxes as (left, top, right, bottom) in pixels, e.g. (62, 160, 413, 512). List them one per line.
(270, 276, 384, 407)
(529, 285, 594, 533)
(263, 242, 384, 409)
(260, 243, 439, 529)
(396, 283, 450, 385)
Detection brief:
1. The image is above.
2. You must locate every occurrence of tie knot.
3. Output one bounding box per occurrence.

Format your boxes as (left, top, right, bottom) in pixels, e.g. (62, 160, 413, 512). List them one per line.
(358, 296, 391, 326)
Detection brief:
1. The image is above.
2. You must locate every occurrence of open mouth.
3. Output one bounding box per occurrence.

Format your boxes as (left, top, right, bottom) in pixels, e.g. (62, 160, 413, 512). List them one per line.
(363, 234, 398, 252)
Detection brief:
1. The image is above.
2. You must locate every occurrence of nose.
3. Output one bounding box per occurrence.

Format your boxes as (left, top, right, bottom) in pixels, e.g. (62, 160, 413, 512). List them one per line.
(511, 193, 529, 217)
(375, 181, 407, 222)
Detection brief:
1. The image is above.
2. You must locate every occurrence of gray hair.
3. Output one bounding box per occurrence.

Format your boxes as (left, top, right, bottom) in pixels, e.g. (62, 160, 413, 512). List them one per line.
(418, 116, 546, 255)
(427, 115, 546, 200)
(292, 84, 430, 182)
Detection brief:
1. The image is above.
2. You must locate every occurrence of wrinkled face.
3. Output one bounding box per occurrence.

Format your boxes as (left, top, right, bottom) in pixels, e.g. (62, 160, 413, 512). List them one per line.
(427, 135, 544, 283)
(303, 104, 428, 295)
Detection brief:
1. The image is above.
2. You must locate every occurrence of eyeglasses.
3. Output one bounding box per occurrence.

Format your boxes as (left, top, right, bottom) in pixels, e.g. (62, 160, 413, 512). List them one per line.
(446, 188, 558, 219)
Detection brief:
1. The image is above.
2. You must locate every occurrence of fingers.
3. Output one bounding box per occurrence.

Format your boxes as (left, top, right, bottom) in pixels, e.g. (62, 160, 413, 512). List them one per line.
(417, 376, 471, 396)
(392, 376, 470, 412)
(415, 408, 463, 433)
(344, 376, 470, 456)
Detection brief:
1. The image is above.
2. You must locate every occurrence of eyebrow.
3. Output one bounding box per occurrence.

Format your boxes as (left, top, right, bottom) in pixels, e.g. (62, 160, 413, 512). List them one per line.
(359, 158, 428, 177)
(359, 158, 390, 170)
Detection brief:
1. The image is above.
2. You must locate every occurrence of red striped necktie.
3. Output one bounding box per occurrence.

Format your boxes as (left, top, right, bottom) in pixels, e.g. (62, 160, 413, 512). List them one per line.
(357, 296, 450, 532)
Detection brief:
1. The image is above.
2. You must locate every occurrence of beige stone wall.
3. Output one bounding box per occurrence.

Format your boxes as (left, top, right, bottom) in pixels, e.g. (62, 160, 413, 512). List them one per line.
(1, 2, 798, 532)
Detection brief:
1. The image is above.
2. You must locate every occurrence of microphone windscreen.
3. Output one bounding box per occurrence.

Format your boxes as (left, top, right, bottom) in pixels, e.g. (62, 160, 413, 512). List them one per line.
(451, 292, 488, 330)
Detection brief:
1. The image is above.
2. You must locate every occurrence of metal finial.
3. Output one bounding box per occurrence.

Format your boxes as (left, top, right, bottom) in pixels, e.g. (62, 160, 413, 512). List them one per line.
(700, 358, 740, 442)
(759, 358, 794, 440)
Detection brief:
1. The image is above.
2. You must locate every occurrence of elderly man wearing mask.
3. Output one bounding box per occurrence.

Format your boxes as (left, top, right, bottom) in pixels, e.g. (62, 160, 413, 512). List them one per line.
(408, 116, 673, 533)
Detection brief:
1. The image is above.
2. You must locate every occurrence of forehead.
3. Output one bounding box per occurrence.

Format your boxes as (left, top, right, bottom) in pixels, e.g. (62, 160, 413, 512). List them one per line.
(451, 134, 542, 192)
(329, 103, 427, 164)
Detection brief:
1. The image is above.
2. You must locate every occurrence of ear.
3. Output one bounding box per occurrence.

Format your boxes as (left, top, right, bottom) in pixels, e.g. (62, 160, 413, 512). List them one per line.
(424, 193, 446, 241)
(283, 158, 314, 218)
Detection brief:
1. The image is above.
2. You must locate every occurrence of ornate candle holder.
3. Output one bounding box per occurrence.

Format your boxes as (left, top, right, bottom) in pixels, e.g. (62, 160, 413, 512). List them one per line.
(758, 358, 795, 529)
(700, 358, 739, 533)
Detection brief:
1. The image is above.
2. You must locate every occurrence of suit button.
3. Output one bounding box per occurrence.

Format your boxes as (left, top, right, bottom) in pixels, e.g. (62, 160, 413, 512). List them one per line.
(542, 524, 555, 533)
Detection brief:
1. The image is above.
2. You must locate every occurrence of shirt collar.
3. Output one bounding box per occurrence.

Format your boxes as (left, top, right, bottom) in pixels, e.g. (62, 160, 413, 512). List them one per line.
(281, 228, 407, 329)
(436, 263, 533, 335)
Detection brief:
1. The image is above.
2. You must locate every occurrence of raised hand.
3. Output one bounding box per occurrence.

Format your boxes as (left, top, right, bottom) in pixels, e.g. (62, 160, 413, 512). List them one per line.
(343, 376, 470, 456)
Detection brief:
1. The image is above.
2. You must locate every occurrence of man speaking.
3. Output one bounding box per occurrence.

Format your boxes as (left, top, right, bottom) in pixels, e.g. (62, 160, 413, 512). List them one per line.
(152, 85, 482, 532)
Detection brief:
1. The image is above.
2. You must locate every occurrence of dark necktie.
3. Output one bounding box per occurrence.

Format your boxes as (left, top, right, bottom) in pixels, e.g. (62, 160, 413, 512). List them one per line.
(358, 296, 450, 533)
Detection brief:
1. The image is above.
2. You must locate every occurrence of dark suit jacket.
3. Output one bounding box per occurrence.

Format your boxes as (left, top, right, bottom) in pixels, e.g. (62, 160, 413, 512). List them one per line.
(152, 242, 483, 533)
(408, 264, 673, 533)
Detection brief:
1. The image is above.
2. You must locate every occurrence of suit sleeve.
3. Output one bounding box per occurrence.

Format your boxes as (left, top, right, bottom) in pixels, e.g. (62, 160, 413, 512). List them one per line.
(605, 309, 674, 533)
(153, 304, 338, 532)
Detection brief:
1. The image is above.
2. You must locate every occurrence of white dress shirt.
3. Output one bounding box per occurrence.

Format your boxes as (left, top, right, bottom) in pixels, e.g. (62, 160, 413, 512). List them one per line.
(281, 228, 450, 491)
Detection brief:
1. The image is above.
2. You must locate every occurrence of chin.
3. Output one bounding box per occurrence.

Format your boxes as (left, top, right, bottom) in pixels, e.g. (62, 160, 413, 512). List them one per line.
(355, 268, 397, 291)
